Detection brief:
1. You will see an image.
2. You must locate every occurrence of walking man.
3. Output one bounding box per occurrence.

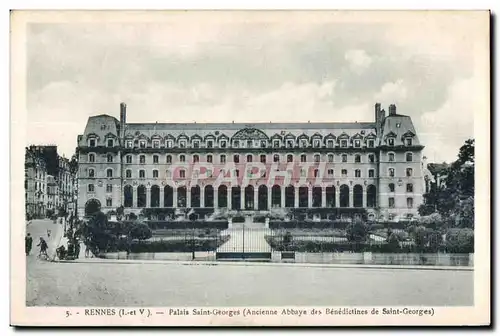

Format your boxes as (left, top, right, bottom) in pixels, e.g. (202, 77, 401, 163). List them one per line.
(37, 237, 48, 259)
(25, 233, 33, 256)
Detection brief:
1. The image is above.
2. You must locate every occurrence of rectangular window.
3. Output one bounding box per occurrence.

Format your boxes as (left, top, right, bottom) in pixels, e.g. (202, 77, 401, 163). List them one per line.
(193, 141, 200, 148)
(126, 140, 133, 148)
(140, 156, 145, 164)
(207, 140, 213, 148)
(139, 170, 145, 178)
(313, 139, 320, 148)
(273, 140, 280, 148)
(220, 155, 226, 163)
(389, 197, 395, 208)
(388, 138, 395, 146)
(341, 169, 348, 177)
(166, 140, 173, 148)
(341, 140, 348, 148)
(179, 141, 186, 148)
(406, 138, 413, 146)
(153, 155, 159, 164)
(107, 139, 114, 147)
(126, 155, 132, 163)
(88, 184, 94, 192)
(354, 140, 361, 148)
(89, 139, 96, 147)
(140, 141, 146, 148)
(355, 170, 361, 177)
(368, 140, 374, 148)
(180, 170, 186, 178)
(389, 168, 395, 177)
(126, 170, 132, 178)
(368, 169, 375, 178)
(220, 141, 227, 148)
(368, 154, 375, 163)
(407, 197, 414, 208)
(207, 155, 213, 163)
(153, 170, 159, 178)
(260, 155, 266, 163)
(106, 184, 113, 193)
(300, 168, 307, 177)
(235, 169, 239, 177)
(106, 198, 112, 207)
(153, 140, 160, 148)
(406, 183, 413, 192)
(327, 140, 334, 148)
(327, 169, 334, 177)
(287, 140, 294, 148)
(233, 155, 239, 163)
(406, 168, 413, 177)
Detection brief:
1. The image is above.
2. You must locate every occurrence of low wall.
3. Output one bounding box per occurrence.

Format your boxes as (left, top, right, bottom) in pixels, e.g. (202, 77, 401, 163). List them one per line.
(272, 252, 473, 267)
(102, 251, 216, 261)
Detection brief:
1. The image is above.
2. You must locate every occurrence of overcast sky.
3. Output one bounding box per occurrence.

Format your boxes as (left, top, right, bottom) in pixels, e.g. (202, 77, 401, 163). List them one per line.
(25, 11, 486, 162)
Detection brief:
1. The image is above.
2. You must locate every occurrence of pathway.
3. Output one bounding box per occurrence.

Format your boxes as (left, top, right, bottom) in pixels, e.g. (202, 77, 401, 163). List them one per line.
(217, 222, 272, 253)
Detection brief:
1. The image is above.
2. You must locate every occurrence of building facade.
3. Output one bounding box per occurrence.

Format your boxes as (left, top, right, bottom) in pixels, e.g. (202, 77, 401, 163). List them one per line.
(25, 146, 77, 219)
(76, 102, 425, 222)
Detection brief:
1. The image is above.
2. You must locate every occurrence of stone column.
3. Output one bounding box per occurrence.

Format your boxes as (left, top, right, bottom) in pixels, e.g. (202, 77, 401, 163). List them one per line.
(363, 188, 367, 208)
(267, 188, 272, 210)
(240, 187, 245, 210)
(214, 188, 219, 209)
(254, 188, 259, 210)
(200, 186, 205, 208)
(308, 187, 312, 208)
(281, 187, 286, 208)
(146, 187, 151, 208)
(227, 187, 232, 210)
(133, 186, 138, 208)
(335, 188, 340, 208)
(186, 187, 192, 208)
(159, 187, 164, 208)
(294, 187, 299, 208)
(349, 187, 354, 208)
(321, 187, 327, 207)
(173, 187, 178, 208)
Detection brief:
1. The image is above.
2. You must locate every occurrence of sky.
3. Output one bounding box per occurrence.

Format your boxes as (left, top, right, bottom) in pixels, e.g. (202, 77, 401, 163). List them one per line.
(25, 11, 486, 162)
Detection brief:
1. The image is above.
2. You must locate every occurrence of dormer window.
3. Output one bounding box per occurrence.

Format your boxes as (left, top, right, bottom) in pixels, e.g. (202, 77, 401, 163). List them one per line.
(232, 140, 239, 148)
(327, 140, 334, 148)
(354, 140, 361, 148)
(193, 141, 200, 149)
(273, 140, 280, 148)
(207, 140, 213, 148)
(341, 140, 348, 148)
(286, 140, 294, 148)
(388, 138, 395, 146)
(126, 140, 133, 148)
(153, 140, 160, 148)
(166, 140, 173, 148)
(260, 140, 267, 148)
(139, 140, 146, 148)
(220, 140, 227, 148)
(300, 139, 308, 148)
(107, 139, 114, 147)
(368, 140, 374, 148)
(313, 139, 321, 148)
(179, 141, 186, 148)
(405, 138, 413, 146)
(89, 139, 96, 147)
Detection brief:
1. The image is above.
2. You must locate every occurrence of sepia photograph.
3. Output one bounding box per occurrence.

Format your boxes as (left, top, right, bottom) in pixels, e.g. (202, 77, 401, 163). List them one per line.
(10, 9, 490, 326)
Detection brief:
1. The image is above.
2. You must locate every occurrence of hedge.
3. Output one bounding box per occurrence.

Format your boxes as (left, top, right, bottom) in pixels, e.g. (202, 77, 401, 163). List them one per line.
(269, 220, 350, 230)
(127, 220, 229, 230)
(124, 235, 230, 253)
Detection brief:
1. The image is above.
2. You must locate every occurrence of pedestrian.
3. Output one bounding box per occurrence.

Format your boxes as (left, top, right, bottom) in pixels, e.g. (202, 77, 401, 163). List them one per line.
(47, 229, 51, 238)
(25, 233, 33, 256)
(37, 237, 48, 259)
(84, 240, 90, 258)
(74, 238, 81, 259)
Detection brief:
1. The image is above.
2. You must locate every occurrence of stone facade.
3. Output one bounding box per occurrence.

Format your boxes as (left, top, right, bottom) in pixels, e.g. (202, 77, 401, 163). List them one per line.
(76, 102, 425, 221)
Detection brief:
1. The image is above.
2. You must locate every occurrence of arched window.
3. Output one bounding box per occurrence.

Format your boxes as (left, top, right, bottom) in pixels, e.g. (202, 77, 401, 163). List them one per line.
(342, 154, 348, 163)
(107, 154, 113, 163)
(260, 154, 266, 163)
(388, 153, 395, 162)
(314, 154, 320, 163)
(220, 155, 226, 163)
(139, 170, 145, 178)
(126, 155, 132, 164)
(125, 169, 132, 178)
(88, 168, 95, 178)
(179, 155, 185, 163)
(106, 168, 113, 178)
(193, 154, 199, 163)
(153, 170, 159, 178)
(273, 154, 280, 162)
(389, 183, 395, 192)
(88, 154, 95, 163)
(233, 154, 240, 163)
(124, 185, 133, 207)
(354, 154, 361, 163)
(139, 155, 146, 164)
(287, 154, 293, 163)
(327, 154, 334, 163)
(406, 168, 413, 177)
(300, 154, 307, 162)
(406, 153, 413, 162)
(207, 154, 213, 163)
(153, 155, 159, 164)
(246, 154, 253, 163)
(166, 155, 172, 164)
(355, 169, 361, 177)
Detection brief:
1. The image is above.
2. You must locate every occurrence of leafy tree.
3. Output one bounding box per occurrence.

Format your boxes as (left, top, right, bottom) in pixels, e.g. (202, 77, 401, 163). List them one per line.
(412, 225, 428, 252)
(282, 231, 293, 249)
(445, 228, 474, 253)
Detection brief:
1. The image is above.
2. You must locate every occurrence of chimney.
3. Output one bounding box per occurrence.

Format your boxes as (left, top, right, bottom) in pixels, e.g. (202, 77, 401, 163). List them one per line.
(388, 104, 396, 116)
(119, 102, 127, 138)
(374, 103, 381, 123)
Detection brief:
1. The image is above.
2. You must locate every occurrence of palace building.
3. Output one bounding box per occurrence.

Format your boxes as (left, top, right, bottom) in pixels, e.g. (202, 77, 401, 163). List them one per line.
(76, 102, 425, 222)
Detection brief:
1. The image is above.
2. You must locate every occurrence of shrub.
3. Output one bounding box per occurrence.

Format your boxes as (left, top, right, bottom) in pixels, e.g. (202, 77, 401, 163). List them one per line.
(445, 228, 474, 253)
(128, 213, 138, 221)
(129, 222, 153, 240)
(386, 232, 400, 252)
(346, 220, 368, 243)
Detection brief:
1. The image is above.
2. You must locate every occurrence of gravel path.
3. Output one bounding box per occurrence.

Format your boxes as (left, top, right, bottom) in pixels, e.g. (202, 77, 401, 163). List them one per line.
(26, 258, 473, 307)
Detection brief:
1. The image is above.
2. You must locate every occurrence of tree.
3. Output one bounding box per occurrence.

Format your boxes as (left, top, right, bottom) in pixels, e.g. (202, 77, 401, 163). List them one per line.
(346, 219, 368, 243)
(386, 232, 400, 252)
(445, 228, 474, 253)
(116, 205, 125, 221)
(412, 225, 428, 252)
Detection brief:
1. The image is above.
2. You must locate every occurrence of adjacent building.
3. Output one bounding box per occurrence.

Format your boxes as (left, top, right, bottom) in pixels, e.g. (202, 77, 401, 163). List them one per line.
(76, 102, 425, 222)
(24, 145, 77, 219)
